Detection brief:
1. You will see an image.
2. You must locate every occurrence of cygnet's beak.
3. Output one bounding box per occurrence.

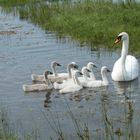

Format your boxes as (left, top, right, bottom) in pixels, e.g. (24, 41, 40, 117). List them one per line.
(107, 69, 111, 72)
(48, 71, 53, 75)
(73, 64, 79, 69)
(44, 70, 53, 80)
(78, 72, 83, 76)
(93, 64, 97, 68)
(56, 63, 61, 66)
(87, 69, 91, 72)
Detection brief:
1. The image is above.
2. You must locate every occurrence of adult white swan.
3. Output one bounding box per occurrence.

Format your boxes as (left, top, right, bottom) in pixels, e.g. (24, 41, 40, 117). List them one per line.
(111, 32, 139, 81)
(23, 71, 53, 92)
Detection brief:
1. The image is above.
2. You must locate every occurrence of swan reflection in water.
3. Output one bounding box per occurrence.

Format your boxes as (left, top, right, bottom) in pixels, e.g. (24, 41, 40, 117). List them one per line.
(100, 86, 135, 140)
(113, 78, 139, 98)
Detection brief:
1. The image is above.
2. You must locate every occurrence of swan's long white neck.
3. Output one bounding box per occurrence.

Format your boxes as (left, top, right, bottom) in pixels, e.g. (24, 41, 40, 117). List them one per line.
(51, 65, 57, 76)
(73, 73, 80, 86)
(67, 64, 72, 78)
(82, 71, 89, 81)
(89, 68, 96, 80)
(121, 38, 129, 64)
(45, 76, 52, 86)
(101, 71, 109, 85)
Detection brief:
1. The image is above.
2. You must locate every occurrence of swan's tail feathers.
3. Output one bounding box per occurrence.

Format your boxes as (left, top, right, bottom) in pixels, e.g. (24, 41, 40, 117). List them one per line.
(31, 74, 45, 82)
(22, 84, 50, 92)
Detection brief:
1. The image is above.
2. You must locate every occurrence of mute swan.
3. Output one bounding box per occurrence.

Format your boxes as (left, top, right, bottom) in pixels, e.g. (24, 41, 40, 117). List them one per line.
(111, 32, 139, 81)
(85, 66, 110, 88)
(23, 71, 53, 92)
(31, 61, 78, 82)
(59, 70, 83, 94)
(87, 62, 97, 80)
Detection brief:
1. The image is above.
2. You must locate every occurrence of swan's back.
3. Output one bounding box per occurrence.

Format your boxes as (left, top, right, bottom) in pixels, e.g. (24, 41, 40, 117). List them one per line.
(59, 70, 83, 93)
(59, 85, 81, 94)
(86, 80, 108, 88)
(48, 73, 68, 82)
(23, 84, 52, 92)
(125, 55, 139, 80)
(112, 55, 139, 81)
(53, 78, 74, 90)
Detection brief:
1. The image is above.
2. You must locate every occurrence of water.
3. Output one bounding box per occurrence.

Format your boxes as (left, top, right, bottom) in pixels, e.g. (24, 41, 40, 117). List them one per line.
(0, 9, 140, 140)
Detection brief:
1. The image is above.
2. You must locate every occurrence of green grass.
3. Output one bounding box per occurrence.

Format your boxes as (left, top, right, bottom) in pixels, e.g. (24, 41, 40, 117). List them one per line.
(1, 0, 140, 54)
(0, 0, 40, 6)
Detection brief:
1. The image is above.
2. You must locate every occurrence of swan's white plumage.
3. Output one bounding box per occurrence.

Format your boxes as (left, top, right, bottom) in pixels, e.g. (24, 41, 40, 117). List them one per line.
(59, 70, 83, 94)
(85, 66, 110, 88)
(23, 84, 52, 92)
(31, 61, 78, 82)
(53, 77, 74, 90)
(31, 74, 44, 82)
(31, 61, 61, 82)
(112, 55, 139, 81)
(23, 71, 53, 92)
(111, 32, 139, 81)
(56, 66, 90, 89)
(78, 66, 91, 86)
(53, 63, 79, 89)
(87, 62, 97, 80)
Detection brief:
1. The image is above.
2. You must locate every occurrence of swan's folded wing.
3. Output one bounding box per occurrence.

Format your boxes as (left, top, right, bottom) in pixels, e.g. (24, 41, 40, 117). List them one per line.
(23, 84, 51, 92)
(31, 74, 45, 82)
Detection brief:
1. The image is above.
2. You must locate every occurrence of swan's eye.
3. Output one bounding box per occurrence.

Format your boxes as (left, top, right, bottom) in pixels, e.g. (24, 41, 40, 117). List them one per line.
(92, 64, 97, 68)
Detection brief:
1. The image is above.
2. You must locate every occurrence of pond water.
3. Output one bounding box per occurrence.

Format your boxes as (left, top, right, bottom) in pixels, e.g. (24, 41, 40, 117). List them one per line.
(0, 9, 140, 140)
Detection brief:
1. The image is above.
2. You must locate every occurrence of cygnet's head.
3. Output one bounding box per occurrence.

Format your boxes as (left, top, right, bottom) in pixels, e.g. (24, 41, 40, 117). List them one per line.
(44, 70, 53, 80)
(101, 66, 110, 73)
(87, 62, 97, 70)
(51, 61, 61, 67)
(69, 62, 79, 69)
(81, 66, 91, 74)
(114, 32, 129, 44)
(73, 70, 83, 76)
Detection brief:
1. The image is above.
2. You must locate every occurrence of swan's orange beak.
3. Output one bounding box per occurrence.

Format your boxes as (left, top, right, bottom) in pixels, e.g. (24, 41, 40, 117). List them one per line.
(114, 36, 121, 44)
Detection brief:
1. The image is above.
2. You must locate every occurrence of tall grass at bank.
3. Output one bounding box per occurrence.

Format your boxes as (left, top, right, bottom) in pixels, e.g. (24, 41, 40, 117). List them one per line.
(1, 0, 140, 54)
(0, 0, 40, 6)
